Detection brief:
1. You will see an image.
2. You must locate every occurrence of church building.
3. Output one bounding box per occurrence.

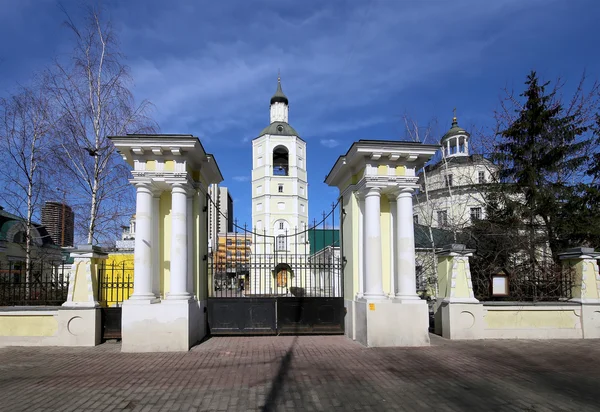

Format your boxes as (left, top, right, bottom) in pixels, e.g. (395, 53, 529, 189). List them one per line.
(251, 77, 309, 257)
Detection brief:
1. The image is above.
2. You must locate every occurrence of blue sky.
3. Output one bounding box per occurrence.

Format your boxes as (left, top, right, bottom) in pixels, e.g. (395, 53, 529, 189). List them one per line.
(1, 0, 599, 228)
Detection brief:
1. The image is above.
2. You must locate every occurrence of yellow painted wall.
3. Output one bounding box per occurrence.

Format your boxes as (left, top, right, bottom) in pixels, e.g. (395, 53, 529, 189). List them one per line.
(485, 309, 579, 329)
(164, 160, 175, 172)
(146, 160, 156, 171)
(380, 195, 391, 295)
(343, 192, 357, 299)
(0, 315, 58, 336)
(437, 257, 451, 298)
(396, 166, 406, 176)
(102, 254, 134, 306)
(377, 165, 388, 176)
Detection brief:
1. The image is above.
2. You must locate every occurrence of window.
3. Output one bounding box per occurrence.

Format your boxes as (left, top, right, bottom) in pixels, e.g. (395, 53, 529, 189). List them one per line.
(246, 240, 251, 246)
(236, 250, 242, 258)
(278, 184, 283, 193)
(413, 215, 419, 224)
(300, 186, 305, 195)
(478, 171, 485, 184)
(279, 222, 284, 230)
(273, 145, 289, 176)
(298, 157, 304, 168)
(437, 210, 448, 227)
(470, 207, 482, 222)
(236, 239, 243, 246)
(301, 204, 305, 213)
(257, 185, 263, 194)
(445, 174, 453, 187)
(226, 251, 232, 257)
(226, 239, 232, 246)
(277, 235, 286, 251)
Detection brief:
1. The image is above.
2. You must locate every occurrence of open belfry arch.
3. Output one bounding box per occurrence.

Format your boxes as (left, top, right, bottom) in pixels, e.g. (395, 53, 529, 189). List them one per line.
(108, 134, 223, 352)
(326, 140, 439, 346)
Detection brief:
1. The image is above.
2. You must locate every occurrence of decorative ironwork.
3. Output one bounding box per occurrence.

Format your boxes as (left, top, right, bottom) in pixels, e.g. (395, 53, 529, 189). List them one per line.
(207, 198, 344, 334)
(0, 260, 69, 306)
(96, 262, 134, 340)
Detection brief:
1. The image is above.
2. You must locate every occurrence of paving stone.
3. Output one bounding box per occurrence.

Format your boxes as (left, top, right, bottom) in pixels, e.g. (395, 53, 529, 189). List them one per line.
(0, 336, 600, 411)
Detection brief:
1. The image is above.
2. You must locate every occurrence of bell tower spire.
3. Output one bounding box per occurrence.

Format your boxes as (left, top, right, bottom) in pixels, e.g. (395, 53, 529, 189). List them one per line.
(270, 73, 289, 123)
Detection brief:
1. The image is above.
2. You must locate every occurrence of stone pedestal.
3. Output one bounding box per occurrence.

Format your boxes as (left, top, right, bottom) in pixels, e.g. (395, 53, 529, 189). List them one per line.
(434, 244, 484, 340)
(560, 247, 600, 339)
(354, 298, 430, 347)
(122, 298, 205, 352)
(60, 244, 105, 346)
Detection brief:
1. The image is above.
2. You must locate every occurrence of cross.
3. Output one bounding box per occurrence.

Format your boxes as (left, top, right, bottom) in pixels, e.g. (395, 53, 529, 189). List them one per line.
(453, 107, 457, 119)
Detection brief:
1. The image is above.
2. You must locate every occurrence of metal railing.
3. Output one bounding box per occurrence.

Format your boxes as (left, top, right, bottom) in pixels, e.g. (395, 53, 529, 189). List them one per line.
(97, 261, 134, 307)
(0, 261, 69, 306)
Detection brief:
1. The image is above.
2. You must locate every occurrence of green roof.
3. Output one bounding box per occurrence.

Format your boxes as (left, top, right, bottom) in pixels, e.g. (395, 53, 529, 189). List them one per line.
(441, 117, 469, 143)
(308, 229, 340, 255)
(258, 121, 299, 138)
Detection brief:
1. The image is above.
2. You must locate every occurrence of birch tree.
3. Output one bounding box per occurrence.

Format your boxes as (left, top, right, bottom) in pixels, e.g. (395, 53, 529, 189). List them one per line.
(47, 5, 156, 245)
(0, 80, 54, 278)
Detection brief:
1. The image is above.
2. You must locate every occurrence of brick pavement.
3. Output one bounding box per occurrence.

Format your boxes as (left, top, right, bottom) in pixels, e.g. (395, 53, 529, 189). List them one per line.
(1, 335, 599, 411)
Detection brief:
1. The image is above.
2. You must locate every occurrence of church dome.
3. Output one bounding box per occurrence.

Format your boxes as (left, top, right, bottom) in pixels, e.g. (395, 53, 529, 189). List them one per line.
(270, 78, 288, 105)
(259, 121, 299, 137)
(440, 116, 469, 144)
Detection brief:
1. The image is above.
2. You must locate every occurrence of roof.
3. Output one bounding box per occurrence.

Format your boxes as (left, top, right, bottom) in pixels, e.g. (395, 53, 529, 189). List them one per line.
(308, 229, 340, 255)
(422, 153, 494, 174)
(270, 77, 288, 105)
(258, 121, 300, 138)
(414, 224, 456, 249)
(325, 139, 440, 187)
(0, 207, 55, 245)
(441, 117, 470, 144)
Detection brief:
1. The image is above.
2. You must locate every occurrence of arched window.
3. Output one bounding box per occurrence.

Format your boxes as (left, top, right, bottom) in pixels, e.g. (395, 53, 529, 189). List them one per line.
(273, 145, 289, 176)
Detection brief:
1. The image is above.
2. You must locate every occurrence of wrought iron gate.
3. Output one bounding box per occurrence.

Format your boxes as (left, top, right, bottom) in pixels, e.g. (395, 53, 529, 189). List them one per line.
(207, 201, 344, 335)
(97, 262, 134, 340)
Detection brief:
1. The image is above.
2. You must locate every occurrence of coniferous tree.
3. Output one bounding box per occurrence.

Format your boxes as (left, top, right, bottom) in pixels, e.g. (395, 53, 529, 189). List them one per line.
(490, 71, 591, 264)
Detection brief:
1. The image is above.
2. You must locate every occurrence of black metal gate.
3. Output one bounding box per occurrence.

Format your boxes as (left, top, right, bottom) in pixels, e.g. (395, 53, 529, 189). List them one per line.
(207, 201, 344, 335)
(97, 262, 134, 340)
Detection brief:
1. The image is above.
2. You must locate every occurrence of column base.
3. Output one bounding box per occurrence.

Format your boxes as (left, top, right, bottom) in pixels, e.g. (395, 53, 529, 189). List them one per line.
(394, 294, 423, 304)
(57, 308, 101, 346)
(580, 303, 600, 339)
(121, 298, 205, 352)
(434, 301, 484, 340)
(348, 298, 430, 347)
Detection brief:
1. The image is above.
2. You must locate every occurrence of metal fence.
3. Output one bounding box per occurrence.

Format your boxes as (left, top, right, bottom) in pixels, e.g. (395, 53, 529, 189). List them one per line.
(0, 260, 69, 306)
(472, 264, 574, 302)
(97, 261, 134, 307)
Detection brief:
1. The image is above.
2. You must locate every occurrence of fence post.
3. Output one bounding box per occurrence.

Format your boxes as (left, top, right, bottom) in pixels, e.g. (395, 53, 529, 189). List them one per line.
(58, 244, 107, 346)
(434, 244, 484, 340)
(559, 247, 600, 339)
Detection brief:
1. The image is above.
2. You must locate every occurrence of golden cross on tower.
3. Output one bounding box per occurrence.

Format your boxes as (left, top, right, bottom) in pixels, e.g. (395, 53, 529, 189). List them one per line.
(278, 69, 281, 83)
(453, 107, 457, 120)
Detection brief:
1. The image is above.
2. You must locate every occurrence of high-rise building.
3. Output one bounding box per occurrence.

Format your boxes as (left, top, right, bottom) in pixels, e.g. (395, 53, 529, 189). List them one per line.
(41, 201, 75, 247)
(207, 185, 234, 254)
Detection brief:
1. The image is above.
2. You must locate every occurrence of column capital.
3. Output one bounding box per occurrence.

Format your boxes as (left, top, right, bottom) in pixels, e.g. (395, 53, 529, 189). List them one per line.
(170, 181, 195, 196)
(395, 187, 414, 199)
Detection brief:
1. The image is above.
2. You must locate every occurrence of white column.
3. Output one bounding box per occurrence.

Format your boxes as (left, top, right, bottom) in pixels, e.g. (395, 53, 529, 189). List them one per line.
(446, 140, 450, 156)
(395, 188, 420, 301)
(151, 194, 161, 298)
(389, 197, 396, 297)
(168, 182, 191, 300)
(186, 194, 194, 296)
(363, 187, 385, 298)
(357, 195, 365, 298)
(131, 182, 156, 300)
(464, 138, 469, 155)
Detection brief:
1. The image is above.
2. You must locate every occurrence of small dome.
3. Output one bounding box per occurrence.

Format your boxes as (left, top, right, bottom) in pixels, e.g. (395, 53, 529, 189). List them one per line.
(270, 77, 288, 105)
(440, 117, 469, 144)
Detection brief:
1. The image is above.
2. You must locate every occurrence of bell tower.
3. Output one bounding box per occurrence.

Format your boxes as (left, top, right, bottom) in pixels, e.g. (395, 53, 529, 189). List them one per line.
(251, 76, 309, 256)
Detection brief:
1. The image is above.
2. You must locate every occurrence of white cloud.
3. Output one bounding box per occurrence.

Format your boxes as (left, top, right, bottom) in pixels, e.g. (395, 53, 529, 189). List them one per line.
(123, 0, 546, 138)
(232, 176, 250, 182)
(320, 139, 340, 148)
